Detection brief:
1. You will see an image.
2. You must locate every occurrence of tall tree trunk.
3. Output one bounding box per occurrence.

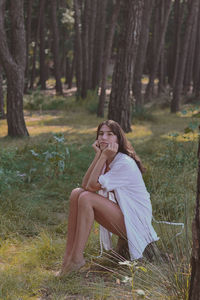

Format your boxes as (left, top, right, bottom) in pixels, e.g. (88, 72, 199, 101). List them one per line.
(60, 0, 69, 83)
(38, 0, 46, 90)
(65, 56, 70, 85)
(171, 0, 199, 112)
(183, 11, 198, 95)
(74, 0, 83, 96)
(81, 0, 90, 98)
(108, 0, 144, 133)
(145, 0, 172, 102)
(92, 0, 107, 90)
(50, 0, 63, 95)
(24, 0, 33, 93)
(132, 0, 155, 112)
(0, 64, 5, 119)
(97, 0, 121, 117)
(193, 2, 200, 98)
(66, 56, 75, 89)
(171, 0, 185, 88)
(0, 0, 29, 137)
(189, 127, 200, 300)
(88, 0, 97, 89)
(29, 2, 42, 90)
(158, 46, 166, 95)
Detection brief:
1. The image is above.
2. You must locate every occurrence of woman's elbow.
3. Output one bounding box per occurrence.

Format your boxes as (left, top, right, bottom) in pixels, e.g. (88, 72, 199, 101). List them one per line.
(86, 183, 100, 192)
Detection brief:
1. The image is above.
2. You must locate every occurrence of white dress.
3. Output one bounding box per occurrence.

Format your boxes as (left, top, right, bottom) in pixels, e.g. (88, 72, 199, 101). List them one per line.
(98, 152, 159, 260)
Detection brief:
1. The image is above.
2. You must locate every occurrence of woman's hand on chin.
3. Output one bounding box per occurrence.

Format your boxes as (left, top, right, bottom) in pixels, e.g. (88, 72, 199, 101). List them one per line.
(92, 140, 101, 154)
(101, 142, 118, 160)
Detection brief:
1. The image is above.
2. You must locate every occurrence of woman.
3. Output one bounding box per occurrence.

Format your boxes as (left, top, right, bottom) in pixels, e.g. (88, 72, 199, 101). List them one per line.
(60, 120, 158, 275)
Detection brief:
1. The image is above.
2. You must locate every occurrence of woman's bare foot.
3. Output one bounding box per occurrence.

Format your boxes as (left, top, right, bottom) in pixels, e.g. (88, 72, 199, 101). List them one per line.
(59, 259, 86, 276)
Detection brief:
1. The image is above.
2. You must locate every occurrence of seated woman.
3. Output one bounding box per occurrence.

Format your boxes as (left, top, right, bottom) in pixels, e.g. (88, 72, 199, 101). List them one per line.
(60, 120, 159, 275)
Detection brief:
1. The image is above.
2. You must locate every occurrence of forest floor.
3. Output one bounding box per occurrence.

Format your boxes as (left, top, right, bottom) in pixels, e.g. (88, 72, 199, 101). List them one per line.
(0, 92, 199, 299)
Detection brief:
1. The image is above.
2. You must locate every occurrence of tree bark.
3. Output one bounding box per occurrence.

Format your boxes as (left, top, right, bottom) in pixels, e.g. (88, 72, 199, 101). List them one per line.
(0, 0, 29, 137)
(97, 0, 121, 117)
(108, 0, 144, 133)
(171, 0, 199, 113)
(50, 0, 63, 95)
(189, 127, 200, 300)
(132, 0, 155, 112)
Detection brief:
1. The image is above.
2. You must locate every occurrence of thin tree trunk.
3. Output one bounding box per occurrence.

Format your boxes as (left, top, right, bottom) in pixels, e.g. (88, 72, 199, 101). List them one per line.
(108, 0, 144, 133)
(189, 127, 200, 300)
(65, 56, 70, 85)
(60, 0, 69, 83)
(132, 0, 155, 112)
(50, 0, 63, 95)
(29, 2, 42, 90)
(24, 0, 33, 93)
(145, 0, 172, 102)
(92, 0, 107, 90)
(183, 12, 198, 95)
(158, 45, 166, 95)
(88, 0, 97, 89)
(74, 0, 83, 96)
(0, 0, 29, 137)
(81, 0, 90, 98)
(97, 0, 121, 117)
(171, 0, 199, 112)
(68, 56, 75, 89)
(0, 64, 5, 119)
(171, 0, 185, 89)
(193, 2, 200, 98)
(38, 0, 46, 90)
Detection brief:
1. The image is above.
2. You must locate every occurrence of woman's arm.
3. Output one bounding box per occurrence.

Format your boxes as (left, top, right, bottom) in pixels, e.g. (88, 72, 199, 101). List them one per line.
(85, 154, 107, 191)
(81, 141, 101, 189)
(86, 142, 118, 192)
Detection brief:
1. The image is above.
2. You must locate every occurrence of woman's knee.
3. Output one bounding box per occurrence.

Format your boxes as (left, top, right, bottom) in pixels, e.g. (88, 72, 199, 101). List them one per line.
(77, 191, 93, 207)
(69, 187, 85, 202)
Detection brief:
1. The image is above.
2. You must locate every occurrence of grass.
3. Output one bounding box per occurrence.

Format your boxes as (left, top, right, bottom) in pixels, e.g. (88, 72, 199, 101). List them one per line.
(0, 93, 199, 299)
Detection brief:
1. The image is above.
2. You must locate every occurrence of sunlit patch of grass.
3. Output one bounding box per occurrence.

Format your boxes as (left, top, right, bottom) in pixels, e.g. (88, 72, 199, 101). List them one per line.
(177, 105, 200, 118)
(27, 125, 73, 136)
(161, 132, 198, 142)
(0, 119, 7, 137)
(127, 125, 153, 139)
(141, 76, 159, 84)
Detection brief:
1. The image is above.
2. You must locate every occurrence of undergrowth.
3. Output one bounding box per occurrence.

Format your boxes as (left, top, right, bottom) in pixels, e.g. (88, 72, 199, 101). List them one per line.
(0, 102, 199, 299)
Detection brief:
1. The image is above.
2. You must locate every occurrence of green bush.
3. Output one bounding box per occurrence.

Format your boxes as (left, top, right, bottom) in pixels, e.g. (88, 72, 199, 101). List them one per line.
(132, 106, 156, 122)
(24, 90, 79, 111)
(81, 89, 99, 114)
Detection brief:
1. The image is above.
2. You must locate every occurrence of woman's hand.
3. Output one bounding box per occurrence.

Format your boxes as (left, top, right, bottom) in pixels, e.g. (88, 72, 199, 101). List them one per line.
(92, 140, 101, 154)
(101, 142, 118, 159)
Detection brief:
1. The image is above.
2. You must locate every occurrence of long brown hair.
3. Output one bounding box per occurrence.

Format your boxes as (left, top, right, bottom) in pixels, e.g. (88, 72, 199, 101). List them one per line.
(96, 120, 146, 173)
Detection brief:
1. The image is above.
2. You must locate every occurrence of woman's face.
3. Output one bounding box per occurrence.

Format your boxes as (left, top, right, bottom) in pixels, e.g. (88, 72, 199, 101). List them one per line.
(97, 125, 118, 151)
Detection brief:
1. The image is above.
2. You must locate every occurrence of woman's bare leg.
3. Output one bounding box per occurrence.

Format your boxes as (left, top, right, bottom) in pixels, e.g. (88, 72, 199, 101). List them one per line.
(61, 191, 126, 274)
(61, 188, 85, 270)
